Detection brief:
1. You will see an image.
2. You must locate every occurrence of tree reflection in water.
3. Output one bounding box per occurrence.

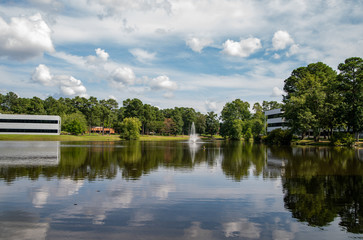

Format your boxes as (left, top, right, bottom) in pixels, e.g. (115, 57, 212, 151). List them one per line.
(1, 141, 363, 234)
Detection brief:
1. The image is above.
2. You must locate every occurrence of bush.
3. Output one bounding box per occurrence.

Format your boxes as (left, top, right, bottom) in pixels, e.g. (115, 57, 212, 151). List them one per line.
(120, 117, 142, 140)
(62, 112, 87, 135)
(264, 129, 293, 145)
(331, 132, 355, 147)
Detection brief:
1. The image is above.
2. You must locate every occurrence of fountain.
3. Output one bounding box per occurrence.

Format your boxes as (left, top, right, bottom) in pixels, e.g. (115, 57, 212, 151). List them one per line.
(189, 122, 200, 143)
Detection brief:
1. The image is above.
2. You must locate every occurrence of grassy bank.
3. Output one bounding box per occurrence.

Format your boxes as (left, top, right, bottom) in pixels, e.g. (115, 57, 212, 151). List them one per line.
(0, 134, 195, 142)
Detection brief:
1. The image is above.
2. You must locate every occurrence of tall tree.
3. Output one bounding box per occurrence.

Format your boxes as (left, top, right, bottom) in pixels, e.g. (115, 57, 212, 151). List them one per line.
(220, 99, 251, 139)
(283, 62, 338, 140)
(337, 57, 363, 141)
(205, 111, 219, 137)
(100, 98, 118, 135)
(123, 98, 145, 133)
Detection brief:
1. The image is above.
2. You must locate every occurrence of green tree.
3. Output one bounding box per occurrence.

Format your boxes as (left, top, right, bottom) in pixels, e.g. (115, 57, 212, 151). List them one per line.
(171, 108, 184, 135)
(120, 117, 142, 140)
(195, 112, 206, 135)
(262, 101, 283, 111)
(283, 62, 338, 140)
(26, 96, 46, 115)
(337, 57, 363, 141)
(229, 119, 243, 140)
(220, 99, 251, 139)
(62, 112, 88, 135)
(205, 111, 219, 137)
(100, 98, 118, 135)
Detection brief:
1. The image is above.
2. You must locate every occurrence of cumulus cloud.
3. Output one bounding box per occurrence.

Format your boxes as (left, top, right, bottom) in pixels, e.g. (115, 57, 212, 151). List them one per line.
(272, 30, 294, 51)
(222, 37, 262, 57)
(0, 13, 54, 60)
(150, 75, 177, 91)
(95, 48, 109, 61)
(57, 75, 87, 97)
(86, 48, 109, 64)
(271, 86, 284, 97)
(186, 37, 212, 53)
(32, 64, 54, 86)
(32, 64, 87, 97)
(129, 48, 156, 63)
(110, 67, 136, 86)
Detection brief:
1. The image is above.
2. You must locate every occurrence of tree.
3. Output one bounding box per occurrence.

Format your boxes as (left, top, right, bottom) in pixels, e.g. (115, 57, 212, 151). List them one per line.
(27, 96, 46, 115)
(120, 117, 142, 140)
(195, 112, 206, 135)
(230, 119, 243, 140)
(262, 101, 283, 111)
(283, 62, 338, 140)
(181, 108, 196, 134)
(162, 118, 177, 136)
(337, 57, 363, 141)
(62, 112, 88, 135)
(100, 98, 118, 135)
(220, 99, 251, 139)
(171, 108, 184, 135)
(206, 111, 219, 137)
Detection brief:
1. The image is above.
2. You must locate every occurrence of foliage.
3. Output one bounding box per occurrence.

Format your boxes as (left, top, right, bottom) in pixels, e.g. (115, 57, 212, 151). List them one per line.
(330, 132, 356, 147)
(120, 117, 142, 140)
(264, 129, 293, 145)
(283, 62, 339, 141)
(337, 57, 363, 141)
(220, 99, 251, 138)
(62, 112, 88, 135)
(161, 118, 177, 136)
(229, 119, 243, 140)
(205, 111, 219, 137)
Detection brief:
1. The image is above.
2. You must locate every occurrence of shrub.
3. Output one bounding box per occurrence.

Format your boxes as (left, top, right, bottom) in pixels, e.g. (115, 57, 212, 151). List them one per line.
(120, 117, 142, 140)
(264, 129, 293, 145)
(331, 132, 355, 147)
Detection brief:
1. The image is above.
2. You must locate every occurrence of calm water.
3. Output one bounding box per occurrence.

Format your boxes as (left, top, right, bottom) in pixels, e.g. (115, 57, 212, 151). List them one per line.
(1, 141, 363, 240)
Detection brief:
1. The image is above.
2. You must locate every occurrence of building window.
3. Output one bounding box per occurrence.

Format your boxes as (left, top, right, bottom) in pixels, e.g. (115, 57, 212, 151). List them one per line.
(0, 119, 59, 124)
(0, 129, 58, 133)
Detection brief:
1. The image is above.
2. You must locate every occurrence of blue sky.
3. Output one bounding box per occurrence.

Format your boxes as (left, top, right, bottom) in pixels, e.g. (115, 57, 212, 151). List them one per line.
(0, 0, 362, 113)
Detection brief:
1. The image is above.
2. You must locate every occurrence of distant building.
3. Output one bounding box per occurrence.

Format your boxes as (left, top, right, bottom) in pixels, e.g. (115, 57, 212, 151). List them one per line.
(90, 127, 115, 134)
(0, 114, 61, 135)
(265, 108, 288, 133)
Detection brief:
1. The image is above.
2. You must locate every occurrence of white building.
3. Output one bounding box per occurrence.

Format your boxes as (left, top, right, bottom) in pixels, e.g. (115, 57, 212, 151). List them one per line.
(0, 114, 61, 135)
(265, 108, 288, 133)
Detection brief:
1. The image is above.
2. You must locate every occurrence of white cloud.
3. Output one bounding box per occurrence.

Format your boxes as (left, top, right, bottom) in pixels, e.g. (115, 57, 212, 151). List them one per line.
(272, 30, 294, 51)
(32, 64, 54, 86)
(32, 64, 87, 97)
(129, 48, 156, 63)
(95, 48, 109, 61)
(186, 37, 212, 53)
(150, 75, 177, 91)
(271, 86, 284, 97)
(0, 13, 54, 60)
(110, 67, 136, 86)
(222, 37, 262, 57)
(57, 75, 87, 97)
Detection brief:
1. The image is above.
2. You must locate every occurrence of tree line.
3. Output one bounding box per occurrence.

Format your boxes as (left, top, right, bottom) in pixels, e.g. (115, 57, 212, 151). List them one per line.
(0, 91, 281, 139)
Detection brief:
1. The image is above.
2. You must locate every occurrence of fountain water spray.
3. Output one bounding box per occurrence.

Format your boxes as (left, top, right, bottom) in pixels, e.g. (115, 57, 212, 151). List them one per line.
(189, 122, 200, 143)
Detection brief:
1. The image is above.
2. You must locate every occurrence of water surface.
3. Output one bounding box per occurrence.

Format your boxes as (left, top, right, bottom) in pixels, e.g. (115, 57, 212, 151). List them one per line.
(1, 141, 363, 239)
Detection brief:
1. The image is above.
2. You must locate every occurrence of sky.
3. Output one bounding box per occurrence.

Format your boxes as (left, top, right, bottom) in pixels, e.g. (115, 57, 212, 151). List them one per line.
(0, 0, 362, 114)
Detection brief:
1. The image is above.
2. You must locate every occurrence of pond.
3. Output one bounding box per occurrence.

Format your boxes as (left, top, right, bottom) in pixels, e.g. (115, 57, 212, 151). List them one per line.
(1, 140, 363, 239)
